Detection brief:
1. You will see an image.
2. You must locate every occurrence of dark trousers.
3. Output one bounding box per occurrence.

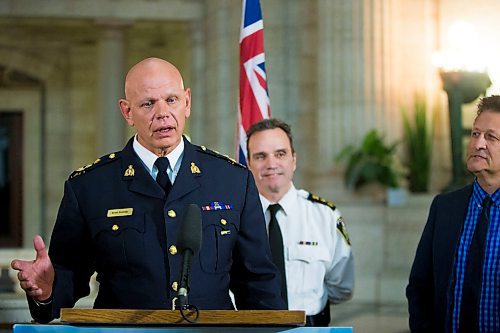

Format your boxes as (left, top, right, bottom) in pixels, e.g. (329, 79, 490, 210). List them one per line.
(305, 300, 331, 327)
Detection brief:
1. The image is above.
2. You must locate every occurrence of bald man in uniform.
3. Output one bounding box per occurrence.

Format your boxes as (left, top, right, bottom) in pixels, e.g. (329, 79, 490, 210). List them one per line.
(11, 57, 285, 323)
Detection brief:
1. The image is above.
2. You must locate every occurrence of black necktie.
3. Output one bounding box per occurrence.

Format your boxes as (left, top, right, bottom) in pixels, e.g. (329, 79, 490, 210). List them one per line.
(268, 203, 288, 306)
(154, 157, 172, 196)
(459, 196, 492, 332)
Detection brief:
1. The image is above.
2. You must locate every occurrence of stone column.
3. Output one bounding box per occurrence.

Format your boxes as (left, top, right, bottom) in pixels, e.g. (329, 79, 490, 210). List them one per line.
(201, 0, 240, 155)
(316, 0, 399, 164)
(189, 18, 207, 145)
(316, 1, 366, 163)
(96, 21, 128, 155)
(316, 0, 337, 172)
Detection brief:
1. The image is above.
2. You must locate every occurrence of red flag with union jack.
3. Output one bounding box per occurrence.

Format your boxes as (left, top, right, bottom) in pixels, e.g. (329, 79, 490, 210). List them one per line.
(236, 0, 270, 164)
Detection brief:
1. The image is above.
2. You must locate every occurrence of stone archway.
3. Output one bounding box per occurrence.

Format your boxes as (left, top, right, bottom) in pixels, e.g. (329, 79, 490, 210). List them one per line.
(0, 49, 68, 247)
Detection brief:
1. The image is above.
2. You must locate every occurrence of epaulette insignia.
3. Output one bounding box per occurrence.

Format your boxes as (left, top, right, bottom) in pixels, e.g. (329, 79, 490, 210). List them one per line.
(197, 145, 246, 168)
(70, 151, 120, 179)
(307, 193, 336, 210)
(336, 216, 351, 246)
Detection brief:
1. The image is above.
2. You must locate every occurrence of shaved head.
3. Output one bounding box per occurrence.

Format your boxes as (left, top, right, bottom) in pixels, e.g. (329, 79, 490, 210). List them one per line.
(124, 57, 185, 99)
(118, 57, 191, 156)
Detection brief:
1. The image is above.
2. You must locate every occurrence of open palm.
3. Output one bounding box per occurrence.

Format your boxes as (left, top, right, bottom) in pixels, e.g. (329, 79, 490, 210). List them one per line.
(11, 235, 55, 301)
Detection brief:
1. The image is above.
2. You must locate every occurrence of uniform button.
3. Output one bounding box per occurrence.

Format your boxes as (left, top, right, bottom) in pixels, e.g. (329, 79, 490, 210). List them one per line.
(111, 224, 119, 231)
(169, 245, 177, 255)
(220, 218, 227, 225)
(171, 281, 178, 292)
(167, 210, 176, 218)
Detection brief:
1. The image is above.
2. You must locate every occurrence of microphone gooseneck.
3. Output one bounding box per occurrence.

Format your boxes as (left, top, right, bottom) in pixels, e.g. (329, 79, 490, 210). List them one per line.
(173, 204, 202, 323)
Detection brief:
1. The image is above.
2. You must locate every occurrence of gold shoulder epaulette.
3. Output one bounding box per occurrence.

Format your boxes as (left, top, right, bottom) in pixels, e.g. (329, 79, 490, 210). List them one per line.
(197, 145, 246, 169)
(307, 193, 337, 210)
(69, 151, 120, 179)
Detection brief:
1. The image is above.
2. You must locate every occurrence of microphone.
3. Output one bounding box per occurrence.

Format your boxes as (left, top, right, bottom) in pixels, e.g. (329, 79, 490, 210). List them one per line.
(175, 204, 202, 310)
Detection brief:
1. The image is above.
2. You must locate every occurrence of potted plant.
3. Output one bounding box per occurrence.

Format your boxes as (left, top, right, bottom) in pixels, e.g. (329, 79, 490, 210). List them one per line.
(336, 129, 404, 197)
(401, 97, 433, 193)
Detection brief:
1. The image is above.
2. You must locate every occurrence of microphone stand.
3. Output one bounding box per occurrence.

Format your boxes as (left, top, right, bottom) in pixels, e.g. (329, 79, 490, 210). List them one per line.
(172, 249, 199, 323)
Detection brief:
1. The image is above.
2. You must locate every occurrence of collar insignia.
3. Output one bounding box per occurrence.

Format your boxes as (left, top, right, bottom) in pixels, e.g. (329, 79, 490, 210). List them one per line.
(191, 162, 201, 174)
(124, 165, 135, 177)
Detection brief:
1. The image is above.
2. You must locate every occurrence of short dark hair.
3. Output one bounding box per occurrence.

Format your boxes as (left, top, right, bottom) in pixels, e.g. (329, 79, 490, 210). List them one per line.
(246, 118, 295, 154)
(477, 95, 500, 115)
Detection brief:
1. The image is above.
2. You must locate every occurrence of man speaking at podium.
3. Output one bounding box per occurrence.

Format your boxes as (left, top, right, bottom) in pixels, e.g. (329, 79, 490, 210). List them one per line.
(11, 57, 286, 323)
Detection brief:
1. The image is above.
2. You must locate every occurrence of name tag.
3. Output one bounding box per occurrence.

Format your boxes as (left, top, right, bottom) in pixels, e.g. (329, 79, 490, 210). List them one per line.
(107, 208, 133, 217)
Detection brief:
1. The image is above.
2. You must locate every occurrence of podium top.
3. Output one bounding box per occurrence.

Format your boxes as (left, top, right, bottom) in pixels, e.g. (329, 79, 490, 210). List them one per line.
(60, 308, 306, 326)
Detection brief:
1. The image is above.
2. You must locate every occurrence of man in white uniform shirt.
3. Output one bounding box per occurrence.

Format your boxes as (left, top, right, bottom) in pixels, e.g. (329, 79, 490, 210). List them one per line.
(246, 118, 354, 327)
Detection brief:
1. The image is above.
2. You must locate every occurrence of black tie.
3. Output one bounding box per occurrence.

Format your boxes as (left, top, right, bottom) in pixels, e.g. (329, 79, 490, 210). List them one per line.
(154, 157, 172, 196)
(268, 203, 288, 307)
(459, 196, 492, 332)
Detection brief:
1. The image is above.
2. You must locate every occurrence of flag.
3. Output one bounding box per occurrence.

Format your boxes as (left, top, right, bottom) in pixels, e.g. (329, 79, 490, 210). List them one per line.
(236, 0, 270, 164)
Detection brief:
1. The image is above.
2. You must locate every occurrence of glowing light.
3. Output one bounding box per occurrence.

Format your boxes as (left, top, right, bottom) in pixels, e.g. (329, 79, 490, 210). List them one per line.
(433, 20, 488, 72)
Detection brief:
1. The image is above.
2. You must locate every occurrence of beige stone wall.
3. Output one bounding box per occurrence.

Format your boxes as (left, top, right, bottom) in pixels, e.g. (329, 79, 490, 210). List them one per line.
(0, 19, 192, 237)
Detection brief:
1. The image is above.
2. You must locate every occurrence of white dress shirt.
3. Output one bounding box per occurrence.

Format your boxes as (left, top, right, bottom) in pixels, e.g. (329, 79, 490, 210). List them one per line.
(260, 184, 354, 315)
(132, 135, 184, 183)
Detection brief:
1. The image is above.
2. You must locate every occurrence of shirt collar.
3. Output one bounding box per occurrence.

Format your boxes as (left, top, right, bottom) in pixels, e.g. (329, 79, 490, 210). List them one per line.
(472, 178, 500, 208)
(260, 183, 297, 216)
(132, 135, 184, 176)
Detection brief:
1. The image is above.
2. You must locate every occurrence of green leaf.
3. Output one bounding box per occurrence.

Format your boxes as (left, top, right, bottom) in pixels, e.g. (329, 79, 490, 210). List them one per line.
(401, 96, 433, 192)
(336, 129, 401, 190)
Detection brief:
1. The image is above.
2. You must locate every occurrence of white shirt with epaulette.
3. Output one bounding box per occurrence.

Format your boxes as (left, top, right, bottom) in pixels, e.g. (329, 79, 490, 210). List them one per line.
(259, 184, 354, 316)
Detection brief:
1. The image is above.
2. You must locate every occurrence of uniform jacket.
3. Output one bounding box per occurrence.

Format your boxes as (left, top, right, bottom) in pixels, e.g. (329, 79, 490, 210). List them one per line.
(406, 185, 473, 332)
(29, 136, 286, 323)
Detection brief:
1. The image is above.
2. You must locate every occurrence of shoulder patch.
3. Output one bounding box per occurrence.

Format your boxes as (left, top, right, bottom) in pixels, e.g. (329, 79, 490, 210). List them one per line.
(307, 193, 337, 210)
(196, 145, 246, 169)
(336, 216, 351, 246)
(69, 151, 121, 179)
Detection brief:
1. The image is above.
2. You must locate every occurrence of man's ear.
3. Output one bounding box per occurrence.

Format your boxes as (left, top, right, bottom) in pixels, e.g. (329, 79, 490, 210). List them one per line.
(119, 99, 134, 126)
(184, 88, 191, 118)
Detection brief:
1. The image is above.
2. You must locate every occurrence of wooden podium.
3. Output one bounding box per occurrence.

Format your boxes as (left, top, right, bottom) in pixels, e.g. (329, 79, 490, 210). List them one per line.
(60, 308, 305, 325)
(12, 308, 353, 332)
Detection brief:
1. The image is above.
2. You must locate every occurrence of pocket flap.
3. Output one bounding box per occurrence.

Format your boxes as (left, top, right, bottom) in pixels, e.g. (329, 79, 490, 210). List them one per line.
(89, 214, 145, 236)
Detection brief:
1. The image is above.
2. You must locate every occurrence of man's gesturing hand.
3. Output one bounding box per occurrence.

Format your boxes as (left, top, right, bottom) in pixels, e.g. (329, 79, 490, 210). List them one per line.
(11, 235, 55, 302)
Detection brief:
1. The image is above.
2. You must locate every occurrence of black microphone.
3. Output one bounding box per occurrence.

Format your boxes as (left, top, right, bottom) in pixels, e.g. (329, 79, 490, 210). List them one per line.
(175, 204, 202, 310)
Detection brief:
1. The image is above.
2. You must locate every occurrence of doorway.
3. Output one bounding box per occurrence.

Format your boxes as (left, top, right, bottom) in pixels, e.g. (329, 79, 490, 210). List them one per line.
(0, 112, 23, 247)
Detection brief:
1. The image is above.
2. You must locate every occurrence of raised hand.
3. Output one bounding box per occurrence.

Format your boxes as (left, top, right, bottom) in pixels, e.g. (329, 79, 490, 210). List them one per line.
(11, 235, 55, 301)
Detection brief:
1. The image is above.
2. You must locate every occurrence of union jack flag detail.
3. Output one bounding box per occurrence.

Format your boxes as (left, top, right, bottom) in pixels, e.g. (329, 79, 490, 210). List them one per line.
(236, 0, 270, 164)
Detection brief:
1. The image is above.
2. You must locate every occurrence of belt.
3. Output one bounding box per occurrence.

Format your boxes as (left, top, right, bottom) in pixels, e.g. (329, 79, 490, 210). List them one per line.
(305, 300, 331, 327)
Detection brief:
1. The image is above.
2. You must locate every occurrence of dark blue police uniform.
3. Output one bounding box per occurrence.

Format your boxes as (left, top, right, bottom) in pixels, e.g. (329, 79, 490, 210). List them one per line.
(29, 136, 285, 323)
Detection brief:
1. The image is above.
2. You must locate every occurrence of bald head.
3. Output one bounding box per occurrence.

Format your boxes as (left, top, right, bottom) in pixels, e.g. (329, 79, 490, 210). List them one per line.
(118, 57, 191, 156)
(124, 57, 185, 100)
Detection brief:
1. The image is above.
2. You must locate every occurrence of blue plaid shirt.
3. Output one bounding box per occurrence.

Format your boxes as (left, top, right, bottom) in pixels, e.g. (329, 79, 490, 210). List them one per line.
(451, 180, 500, 332)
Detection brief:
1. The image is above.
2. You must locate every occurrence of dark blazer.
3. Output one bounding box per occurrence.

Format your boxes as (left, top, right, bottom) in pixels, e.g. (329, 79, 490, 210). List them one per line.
(29, 137, 286, 323)
(406, 185, 472, 332)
